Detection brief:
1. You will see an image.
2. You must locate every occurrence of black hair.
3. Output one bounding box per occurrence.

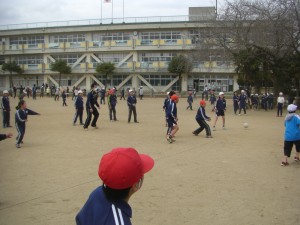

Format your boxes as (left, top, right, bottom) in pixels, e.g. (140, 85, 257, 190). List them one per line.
(18, 100, 25, 108)
(102, 185, 131, 202)
(91, 83, 96, 89)
(168, 90, 175, 96)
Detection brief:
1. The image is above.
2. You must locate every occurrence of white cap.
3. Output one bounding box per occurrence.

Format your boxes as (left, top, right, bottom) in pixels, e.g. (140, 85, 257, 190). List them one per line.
(287, 104, 297, 112)
(23, 90, 27, 93)
(3, 90, 8, 94)
(167, 92, 170, 95)
(241, 90, 245, 93)
(279, 92, 283, 95)
(219, 92, 224, 96)
(129, 89, 133, 92)
(78, 90, 83, 94)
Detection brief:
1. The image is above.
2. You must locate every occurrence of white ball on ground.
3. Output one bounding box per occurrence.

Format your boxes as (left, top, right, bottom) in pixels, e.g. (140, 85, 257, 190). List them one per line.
(243, 122, 248, 128)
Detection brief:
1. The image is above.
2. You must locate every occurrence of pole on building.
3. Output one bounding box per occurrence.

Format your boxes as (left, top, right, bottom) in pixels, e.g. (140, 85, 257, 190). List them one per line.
(100, 0, 102, 23)
(123, 0, 125, 23)
(112, 0, 114, 23)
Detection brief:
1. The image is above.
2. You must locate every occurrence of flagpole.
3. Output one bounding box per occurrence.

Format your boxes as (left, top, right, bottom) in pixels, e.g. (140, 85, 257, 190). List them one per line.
(101, 0, 103, 24)
(112, 0, 114, 23)
(122, 0, 124, 22)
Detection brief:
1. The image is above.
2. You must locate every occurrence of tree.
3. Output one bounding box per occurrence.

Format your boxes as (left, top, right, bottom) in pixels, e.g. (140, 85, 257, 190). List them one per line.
(96, 62, 115, 88)
(2, 61, 23, 88)
(50, 60, 71, 87)
(168, 54, 192, 93)
(211, 0, 300, 95)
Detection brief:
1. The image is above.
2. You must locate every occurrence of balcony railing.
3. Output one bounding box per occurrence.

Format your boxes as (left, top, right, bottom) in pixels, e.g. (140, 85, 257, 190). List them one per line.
(0, 15, 215, 31)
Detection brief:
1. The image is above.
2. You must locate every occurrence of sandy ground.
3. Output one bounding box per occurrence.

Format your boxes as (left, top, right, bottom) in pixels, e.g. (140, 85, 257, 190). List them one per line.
(0, 95, 299, 225)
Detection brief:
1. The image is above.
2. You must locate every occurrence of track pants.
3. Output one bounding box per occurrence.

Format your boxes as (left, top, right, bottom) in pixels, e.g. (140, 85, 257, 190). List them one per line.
(16, 123, 25, 144)
(193, 119, 211, 136)
(84, 107, 99, 128)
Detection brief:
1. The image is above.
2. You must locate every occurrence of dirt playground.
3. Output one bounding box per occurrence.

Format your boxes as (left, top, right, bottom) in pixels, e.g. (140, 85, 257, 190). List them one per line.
(0, 95, 299, 225)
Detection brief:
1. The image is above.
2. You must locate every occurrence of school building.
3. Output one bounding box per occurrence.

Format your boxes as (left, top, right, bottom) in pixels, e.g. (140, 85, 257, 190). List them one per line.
(0, 7, 239, 95)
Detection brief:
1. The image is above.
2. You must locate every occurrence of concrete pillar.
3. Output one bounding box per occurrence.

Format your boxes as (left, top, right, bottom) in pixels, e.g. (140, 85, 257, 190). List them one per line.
(181, 73, 188, 92)
(131, 74, 139, 90)
(86, 74, 91, 90)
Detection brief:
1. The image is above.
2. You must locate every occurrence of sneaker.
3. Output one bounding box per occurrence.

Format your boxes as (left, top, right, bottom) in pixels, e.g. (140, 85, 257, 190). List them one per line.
(134, 121, 139, 123)
(170, 136, 176, 142)
(212, 126, 216, 131)
(192, 131, 198, 136)
(83, 128, 88, 131)
(91, 125, 99, 129)
(206, 135, 213, 138)
(222, 126, 226, 130)
(294, 157, 300, 162)
(281, 161, 289, 166)
(16, 144, 21, 148)
(166, 136, 173, 143)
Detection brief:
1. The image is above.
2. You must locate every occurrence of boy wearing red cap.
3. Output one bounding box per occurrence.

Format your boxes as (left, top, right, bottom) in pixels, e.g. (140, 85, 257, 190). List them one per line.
(192, 100, 212, 138)
(76, 147, 154, 225)
(166, 95, 179, 143)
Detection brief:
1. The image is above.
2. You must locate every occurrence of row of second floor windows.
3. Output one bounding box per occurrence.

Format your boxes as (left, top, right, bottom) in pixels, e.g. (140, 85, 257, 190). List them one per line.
(3, 30, 233, 46)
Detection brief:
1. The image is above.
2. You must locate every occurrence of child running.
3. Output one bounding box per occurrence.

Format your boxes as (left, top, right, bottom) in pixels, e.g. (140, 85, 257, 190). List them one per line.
(281, 104, 300, 166)
(166, 95, 179, 143)
(192, 100, 212, 138)
(15, 100, 40, 148)
(212, 92, 226, 131)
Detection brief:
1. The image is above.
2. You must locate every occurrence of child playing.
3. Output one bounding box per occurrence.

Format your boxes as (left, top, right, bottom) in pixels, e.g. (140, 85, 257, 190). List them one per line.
(192, 100, 212, 138)
(281, 104, 300, 166)
(15, 100, 40, 148)
(186, 92, 193, 110)
(212, 92, 226, 131)
(62, 90, 67, 106)
(166, 95, 179, 143)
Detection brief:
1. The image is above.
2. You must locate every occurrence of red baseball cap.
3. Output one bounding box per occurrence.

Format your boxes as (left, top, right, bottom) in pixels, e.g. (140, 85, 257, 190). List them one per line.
(98, 148, 154, 189)
(171, 95, 179, 101)
(200, 100, 206, 106)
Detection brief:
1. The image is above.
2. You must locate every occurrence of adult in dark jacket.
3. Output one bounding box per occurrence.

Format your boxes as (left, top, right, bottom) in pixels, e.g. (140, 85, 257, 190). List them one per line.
(83, 84, 100, 130)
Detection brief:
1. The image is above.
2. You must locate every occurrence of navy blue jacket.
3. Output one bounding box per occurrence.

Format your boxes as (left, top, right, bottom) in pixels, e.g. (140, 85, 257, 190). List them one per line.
(86, 91, 99, 109)
(163, 97, 169, 111)
(127, 95, 137, 107)
(216, 98, 226, 111)
(166, 101, 177, 119)
(1, 96, 10, 111)
(196, 106, 210, 121)
(15, 108, 39, 127)
(75, 96, 84, 109)
(239, 94, 247, 107)
(108, 94, 117, 107)
(233, 95, 239, 106)
(0, 134, 7, 141)
(187, 95, 193, 103)
(76, 186, 132, 225)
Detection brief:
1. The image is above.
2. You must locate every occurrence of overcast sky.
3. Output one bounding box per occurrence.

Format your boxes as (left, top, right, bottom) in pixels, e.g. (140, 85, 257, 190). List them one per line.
(0, 0, 226, 26)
